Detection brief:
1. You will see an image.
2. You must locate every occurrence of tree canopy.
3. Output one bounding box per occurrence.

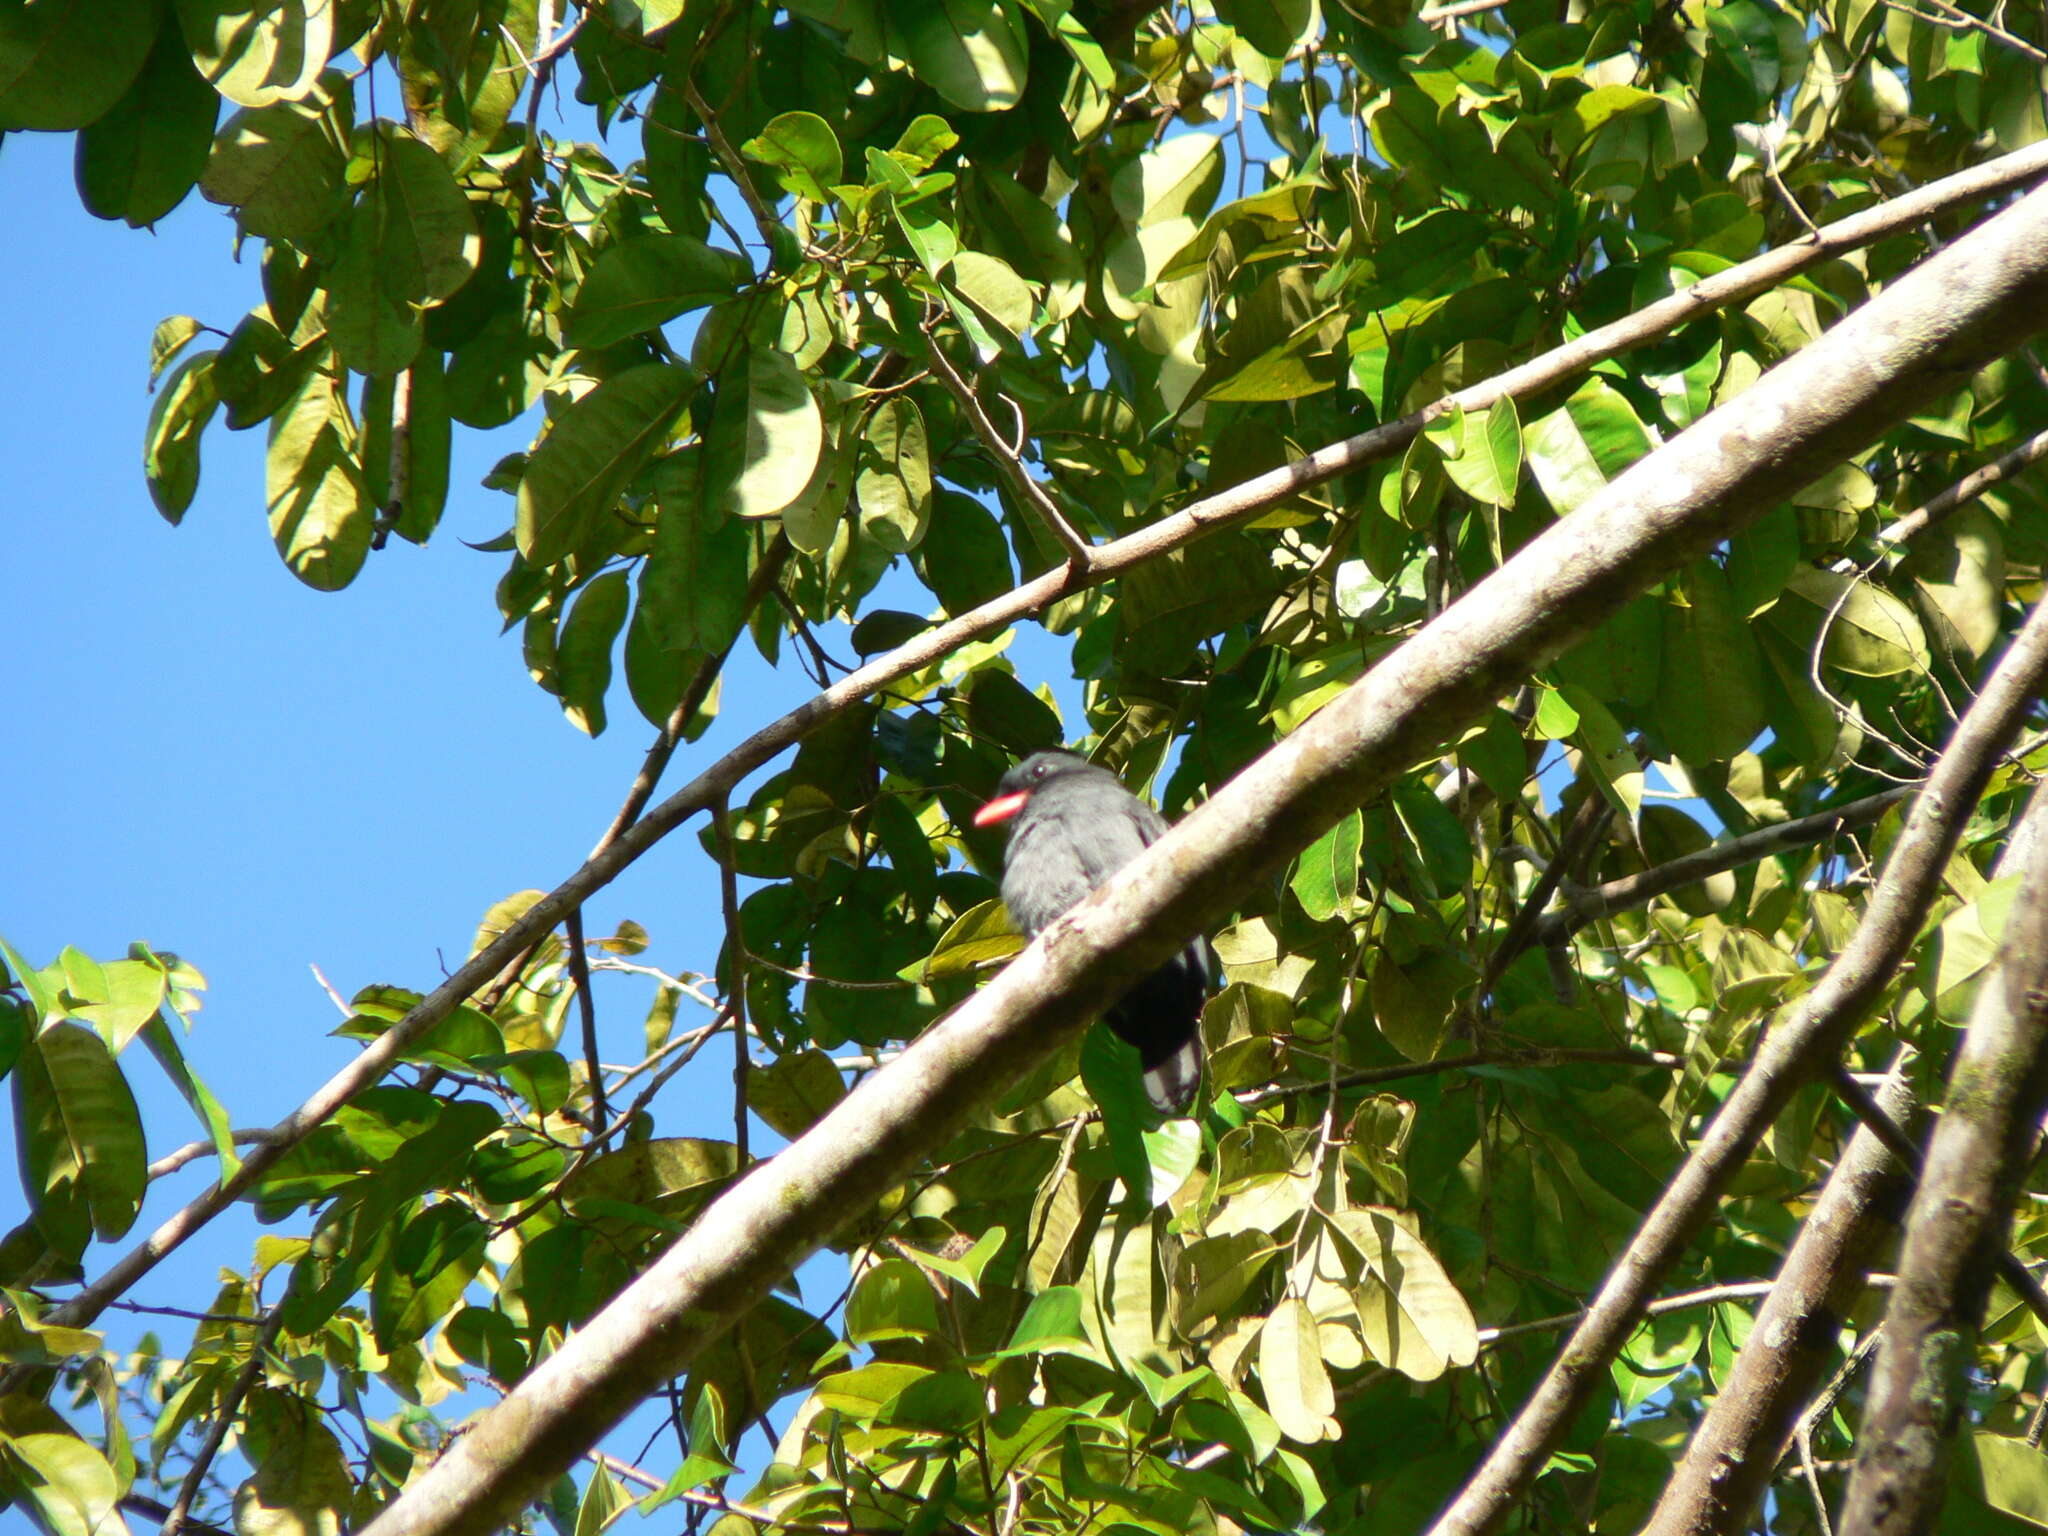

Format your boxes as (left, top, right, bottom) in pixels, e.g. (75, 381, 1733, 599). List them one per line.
(6, 2, 2048, 1535)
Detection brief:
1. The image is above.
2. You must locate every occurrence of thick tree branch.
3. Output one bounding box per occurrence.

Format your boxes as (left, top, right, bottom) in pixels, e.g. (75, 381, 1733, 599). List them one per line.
(35, 142, 2048, 1363)
(1428, 572, 2048, 1536)
(1641, 1054, 1918, 1536)
(1839, 782, 2048, 1536)
(1825, 1065, 2048, 1325)
(356, 182, 2048, 1536)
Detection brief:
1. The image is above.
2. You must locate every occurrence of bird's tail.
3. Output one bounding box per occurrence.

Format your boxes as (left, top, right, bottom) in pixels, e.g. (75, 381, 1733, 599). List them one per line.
(1143, 1035, 1204, 1116)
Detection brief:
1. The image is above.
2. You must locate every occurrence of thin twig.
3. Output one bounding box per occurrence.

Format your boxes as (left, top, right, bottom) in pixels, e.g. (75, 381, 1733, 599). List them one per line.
(120, 1494, 235, 1536)
(1417, 0, 1512, 18)
(147, 1128, 289, 1183)
(1878, 425, 2048, 546)
(682, 76, 784, 252)
(160, 1305, 286, 1536)
(1476, 1276, 1896, 1346)
(1534, 785, 1913, 946)
(921, 319, 1092, 574)
(1233, 1047, 1686, 1108)
(565, 909, 610, 1139)
(710, 798, 751, 1165)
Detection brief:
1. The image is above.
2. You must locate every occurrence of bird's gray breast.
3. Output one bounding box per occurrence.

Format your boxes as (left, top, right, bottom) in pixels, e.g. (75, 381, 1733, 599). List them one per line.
(1000, 803, 1154, 936)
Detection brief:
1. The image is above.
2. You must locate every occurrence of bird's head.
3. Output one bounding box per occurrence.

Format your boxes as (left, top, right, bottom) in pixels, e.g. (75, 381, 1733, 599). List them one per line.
(971, 750, 1095, 828)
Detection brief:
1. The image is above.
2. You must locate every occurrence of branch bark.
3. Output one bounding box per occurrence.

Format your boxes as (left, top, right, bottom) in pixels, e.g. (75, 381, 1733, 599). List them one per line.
(358, 181, 2048, 1536)
(1428, 574, 2048, 1536)
(1533, 785, 1913, 946)
(1640, 1053, 1918, 1536)
(1838, 781, 2048, 1536)
(33, 136, 2048, 1365)
(1878, 425, 2048, 547)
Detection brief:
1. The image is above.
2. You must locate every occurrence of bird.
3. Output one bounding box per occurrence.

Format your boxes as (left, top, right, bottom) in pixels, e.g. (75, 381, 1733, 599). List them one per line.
(973, 750, 1209, 1114)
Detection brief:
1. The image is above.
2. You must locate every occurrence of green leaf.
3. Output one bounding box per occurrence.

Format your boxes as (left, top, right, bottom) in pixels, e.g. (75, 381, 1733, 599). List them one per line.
(1259, 1297, 1334, 1444)
(1327, 1207, 1480, 1381)
(705, 347, 823, 520)
(899, 1224, 1005, 1294)
(556, 569, 631, 736)
(1436, 396, 1523, 507)
(742, 110, 844, 202)
(996, 1285, 1097, 1358)
(1656, 566, 1768, 764)
(1214, 0, 1314, 58)
(1958, 1432, 2048, 1530)
(1559, 684, 1642, 823)
(178, 0, 334, 107)
(1142, 1118, 1204, 1205)
(636, 1383, 739, 1510)
(144, 349, 221, 524)
(267, 364, 372, 590)
(336, 988, 505, 1068)
(371, 1201, 491, 1349)
(3, 1431, 125, 1536)
(234, 1389, 352, 1536)
(567, 234, 752, 349)
(640, 465, 752, 656)
(1291, 812, 1362, 922)
(1769, 565, 1931, 677)
(14, 1021, 147, 1242)
(896, 0, 1028, 112)
(75, 22, 218, 226)
(0, 0, 155, 129)
(915, 487, 1015, 615)
(326, 125, 479, 374)
(1391, 782, 1474, 896)
(1904, 506, 2004, 659)
(516, 364, 695, 566)
(64, 958, 167, 1053)
(1370, 950, 1463, 1063)
(964, 670, 1063, 754)
(199, 71, 353, 242)
(1524, 378, 1653, 513)
(361, 353, 452, 543)
(745, 1049, 847, 1140)
(947, 249, 1035, 353)
(855, 396, 933, 553)
(907, 899, 1024, 982)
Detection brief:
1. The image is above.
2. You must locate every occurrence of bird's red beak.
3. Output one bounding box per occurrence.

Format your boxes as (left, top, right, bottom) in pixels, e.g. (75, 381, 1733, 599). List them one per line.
(973, 790, 1030, 828)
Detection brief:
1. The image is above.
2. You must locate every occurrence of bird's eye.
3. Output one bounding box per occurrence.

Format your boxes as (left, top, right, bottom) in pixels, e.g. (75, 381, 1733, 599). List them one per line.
(1031, 762, 1048, 780)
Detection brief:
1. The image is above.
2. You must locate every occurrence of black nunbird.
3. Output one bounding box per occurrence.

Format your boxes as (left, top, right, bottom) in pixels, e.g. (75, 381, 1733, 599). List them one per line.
(973, 751, 1209, 1114)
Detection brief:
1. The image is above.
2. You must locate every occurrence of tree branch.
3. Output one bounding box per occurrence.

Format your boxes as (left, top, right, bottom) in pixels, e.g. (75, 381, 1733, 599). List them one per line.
(1477, 1275, 1897, 1347)
(921, 323, 1092, 573)
(1234, 1047, 1685, 1108)
(33, 142, 2048, 1362)
(1426, 569, 2048, 1536)
(1877, 424, 2048, 546)
(356, 180, 2048, 1536)
(159, 1304, 285, 1536)
(1532, 785, 1913, 946)
(1839, 781, 2048, 1536)
(565, 908, 609, 1137)
(1641, 1053, 1918, 1536)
